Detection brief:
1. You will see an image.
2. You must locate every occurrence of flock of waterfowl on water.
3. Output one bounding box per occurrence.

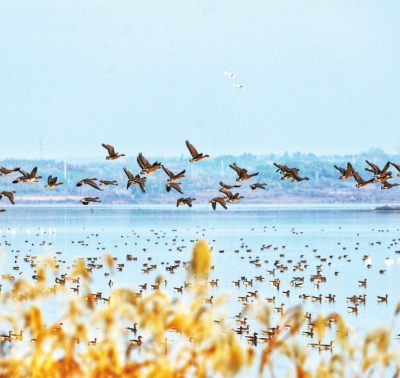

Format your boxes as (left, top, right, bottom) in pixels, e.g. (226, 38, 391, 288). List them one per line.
(1, 142, 400, 211)
(0, 221, 399, 349)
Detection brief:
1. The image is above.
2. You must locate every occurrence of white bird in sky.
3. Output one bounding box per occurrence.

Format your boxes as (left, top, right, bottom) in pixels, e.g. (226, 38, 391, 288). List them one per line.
(232, 83, 243, 89)
(224, 71, 234, 77)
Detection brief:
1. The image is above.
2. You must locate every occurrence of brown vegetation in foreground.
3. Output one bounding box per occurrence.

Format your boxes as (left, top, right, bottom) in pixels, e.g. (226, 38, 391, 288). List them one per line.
(1, 240, 400, 377)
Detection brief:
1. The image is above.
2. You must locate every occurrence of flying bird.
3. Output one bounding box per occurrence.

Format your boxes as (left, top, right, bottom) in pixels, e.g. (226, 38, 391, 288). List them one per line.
(44, 176, 63, 188)
(232, 84, 243, 89)
(13, 167, 42, 183)
(162, 166, 185, 182)
(137, 153, 162, 174)
(389, 162, 400, 177)
(365, 160, 390, 178)
(165, 182, 183, 194)
(0, 166, 20, 177)
(229, 163, 259, 182)
(176, 197, 196, 207)
(123, 167, 146, 192)
(380, 181, 399, 190)
(334, 162, 355, 180)
(353, 172, 375, 188)
(99, 180, 118, 186)
(0, 191, 16, 204)
(224, 71, 234, 77)
(185, 140, 210, 162)
(209, 197, 228, 210)
(102, 144, 125, 160)
(76, 178, 103, 191)
(220, 182, 241, 190)
(250, 183, 268, 190)
(220, 190, 244, 203)
(80, 197, 101, 205)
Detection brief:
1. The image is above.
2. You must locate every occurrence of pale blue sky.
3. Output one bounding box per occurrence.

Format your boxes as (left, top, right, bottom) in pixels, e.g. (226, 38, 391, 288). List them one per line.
(1, 1, 399, 159)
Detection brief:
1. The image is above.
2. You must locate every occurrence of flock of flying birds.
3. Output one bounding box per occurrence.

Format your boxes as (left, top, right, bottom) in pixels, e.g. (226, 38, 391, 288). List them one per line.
(0, 142, 400, 212)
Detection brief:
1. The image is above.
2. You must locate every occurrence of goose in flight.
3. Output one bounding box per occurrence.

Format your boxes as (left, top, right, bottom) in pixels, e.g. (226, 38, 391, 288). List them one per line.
(162, 165, 185, 182)
(250, 183, 268, 190)
(185, 140, 210, 162)
(209, 197, 228, 210)
(273, 163, 301, 176)
(232, 84, 243, 89)
(380, 181, 399, 190)
(220, 189, 244, 203)
(353, 172, 375, 188)
(137, 153, 162, 174)
(13, 167, 42, 183)
(373, 173, 393, 183)
(176, 197, 196, 207)
(0, 166, 20, 177)
(224, 71, 234, 77)
(102, 144, 125, 160)
(165, 182, 183, 194)
(99, 180, 118, 186)
(123, 167, 146, 192)
(389, 162, 400, 177)
(365, 160, 391, 178)
(220, 182, 241, 190)
(80, 197, 101, 205)
(76, 178, 103, 191)
(286, 171, 309, 183)
(334, 162, 355, 180)
(229, 163, 258, 182)
(0, 191, 16, 204)
(44, 176, 63, 188)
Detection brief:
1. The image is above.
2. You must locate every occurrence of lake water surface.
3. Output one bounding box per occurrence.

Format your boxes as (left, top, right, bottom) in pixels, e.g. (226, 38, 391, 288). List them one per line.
(1, 204, 399, 375)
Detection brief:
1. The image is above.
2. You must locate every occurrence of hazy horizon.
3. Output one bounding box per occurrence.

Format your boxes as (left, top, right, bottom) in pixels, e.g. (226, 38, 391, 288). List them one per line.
(1, 1, 399, 159)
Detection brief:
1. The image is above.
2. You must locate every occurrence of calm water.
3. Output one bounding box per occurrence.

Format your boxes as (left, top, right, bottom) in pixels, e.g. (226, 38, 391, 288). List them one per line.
(1, 204, 399, 374)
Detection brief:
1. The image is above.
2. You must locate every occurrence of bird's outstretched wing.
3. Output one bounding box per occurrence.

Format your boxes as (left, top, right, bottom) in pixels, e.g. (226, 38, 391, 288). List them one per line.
(169, 183, 183, 194)
(229, 163, 242, 175)
(137, 179, 146, 193)
(162, 165, 173, 178)
(185, 140, 198, 158)
(365, 160, 379, 174)
(334, 165, 345, 175)
(137, 153, 151, 169)
(102, 144, 115, 157)
(29, 167, 38, 179)
(216, 198, 227, 209)
(123, 167, 134, 181)
(86, 180, 103, 191)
